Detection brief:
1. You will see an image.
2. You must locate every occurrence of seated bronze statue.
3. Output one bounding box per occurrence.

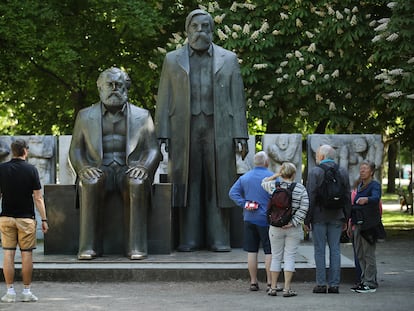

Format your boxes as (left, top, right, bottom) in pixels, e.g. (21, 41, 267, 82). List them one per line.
(69, 67, 161, 260)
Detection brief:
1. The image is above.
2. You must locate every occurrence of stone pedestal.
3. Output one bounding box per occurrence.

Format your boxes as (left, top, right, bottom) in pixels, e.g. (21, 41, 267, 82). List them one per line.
(44, 183, 172, 256)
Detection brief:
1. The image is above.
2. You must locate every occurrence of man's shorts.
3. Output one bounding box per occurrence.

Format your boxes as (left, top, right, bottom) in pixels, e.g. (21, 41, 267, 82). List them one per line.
(0, 217, 36, 251)
(243, 221, 271, 254)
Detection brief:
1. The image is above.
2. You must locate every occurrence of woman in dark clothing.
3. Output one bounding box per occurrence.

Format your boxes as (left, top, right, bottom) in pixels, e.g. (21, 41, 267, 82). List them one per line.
(350, 160, 382, 293)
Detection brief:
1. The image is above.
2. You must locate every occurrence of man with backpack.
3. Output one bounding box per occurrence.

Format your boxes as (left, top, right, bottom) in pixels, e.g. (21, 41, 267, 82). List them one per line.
(304, 144, 351, 294)
(228, 151, 273, 292)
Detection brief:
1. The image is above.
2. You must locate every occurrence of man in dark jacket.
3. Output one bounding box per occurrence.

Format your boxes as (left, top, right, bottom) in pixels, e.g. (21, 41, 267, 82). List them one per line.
(305, 144, 351, 294)
(155, 9, 248, 252)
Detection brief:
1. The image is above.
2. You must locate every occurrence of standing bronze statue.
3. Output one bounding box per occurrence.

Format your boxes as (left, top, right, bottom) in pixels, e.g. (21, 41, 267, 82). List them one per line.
(69, 67, 161, 260)
(155, 9, 249, 252)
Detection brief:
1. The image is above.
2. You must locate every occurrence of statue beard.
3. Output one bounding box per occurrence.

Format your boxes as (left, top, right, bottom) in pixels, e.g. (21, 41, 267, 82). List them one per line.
(188, 32, 212, 51)
(102, 92, 127, 108)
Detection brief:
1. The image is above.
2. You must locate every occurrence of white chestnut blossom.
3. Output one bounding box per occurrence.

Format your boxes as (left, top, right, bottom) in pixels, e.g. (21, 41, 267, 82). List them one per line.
(344, 8, 351, 14)
(324, 74, 330, 80)
(315, 11, 325, 17)
(243, 24, 250, 34)
(384, 79, 396, 85)
(305, 31, 314, 38)
(253, 63, 268, 69)
(157, 47, 167, 54)
(345, 92, 352, 99)
(286, 53, 293, 58)
(307, 43, 316, 52)
(272, 30, 281, 35)
(232, 24, 242, 31)
(217, 29, 228, 40)
(250, 30, 260, 39)
(230, 2, 238, 12)
(148, 61, 158, 70)
(275, 67, 283, 74)
(277, 78, 283, 83)
(328, 7, 335, 15)
(387, 91, 403, 98)
(224, 25, 232, 34)
(260, 21, 269, 33)
(306, 64, 314, 70)
(310, 74, 316, 81)
(387, 2, 397, 9)
(331, 69, 340, 78)
(388, 69, 404, 75)
(350, 15, 357, 26)
(315, 94, 323, 101)
(262, 94, 273, 100)
(299, 109, 309, 116)
(317, 64, 324, 74)
(280, 12, 289, 20)
(406, 94, 414, 99)
(374, 23, 388, 32)
(386, 33, 399, 41)
(301, 80, 311, 85)
(280, 61, 288, 67)
(299, 57, 304, 62)
(378, 18, 390, 24)
(296, 18, 303, 28)
(329, 101, 336, 111)
(372, 35, 383, 43)
(375, 73, 388, 80)
(352, 6, 359, 13)
(328, 50, 335, 57)
(259, 100, 265, 107)
(407, 57, 414, 64)
(296, 69, 304, 77)
(369, 20, 377, 27)
(244, 3, 256, 10)
(232, 32, 238, 39)
(214, 14, 226, 24)
(336, 11, 344, 20)
(337, 28, 344, 34)
(283, 74, 289, 79)
(295, 50, 303, 58)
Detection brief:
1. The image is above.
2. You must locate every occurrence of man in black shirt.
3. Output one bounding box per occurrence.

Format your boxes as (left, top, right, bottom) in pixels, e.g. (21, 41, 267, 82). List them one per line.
(0, 139, 48, 303)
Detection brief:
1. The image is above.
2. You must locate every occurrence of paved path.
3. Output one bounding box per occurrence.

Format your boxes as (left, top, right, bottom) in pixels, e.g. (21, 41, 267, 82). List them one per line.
(0, 203, 413, 310)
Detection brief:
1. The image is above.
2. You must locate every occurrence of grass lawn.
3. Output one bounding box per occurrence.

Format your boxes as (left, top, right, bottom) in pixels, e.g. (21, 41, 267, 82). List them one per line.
(382, 187, 414, 239)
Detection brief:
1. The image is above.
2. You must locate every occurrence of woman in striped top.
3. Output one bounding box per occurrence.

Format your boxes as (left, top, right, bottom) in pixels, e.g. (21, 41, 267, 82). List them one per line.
(261, 162, 309, 297)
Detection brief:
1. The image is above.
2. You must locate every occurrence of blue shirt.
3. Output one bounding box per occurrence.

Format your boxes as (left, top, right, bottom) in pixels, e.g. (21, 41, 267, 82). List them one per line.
(229, 167, 274, 226)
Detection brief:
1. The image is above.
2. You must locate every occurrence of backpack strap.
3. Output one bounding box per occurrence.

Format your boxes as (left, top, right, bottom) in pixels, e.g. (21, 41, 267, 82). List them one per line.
(288, 182, 297, 192)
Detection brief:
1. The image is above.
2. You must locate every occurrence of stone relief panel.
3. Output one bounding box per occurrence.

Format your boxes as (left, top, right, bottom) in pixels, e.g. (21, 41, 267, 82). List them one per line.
(58, 135, 76, 185)
(307, 134, 383, 187)
(236, 135, 256, 175)
(0, 135, 56, 186)
(262, 134, 303, 182)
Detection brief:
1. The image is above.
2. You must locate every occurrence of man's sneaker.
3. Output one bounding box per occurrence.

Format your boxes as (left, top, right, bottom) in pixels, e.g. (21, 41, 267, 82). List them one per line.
(312, 285, 327, 293)
(21, 292, 38, 302)
(350, 283, 362, 292)
(1, 292, 16, 303)
(328, 286, 339, 294)
(355, 284, 376, 293)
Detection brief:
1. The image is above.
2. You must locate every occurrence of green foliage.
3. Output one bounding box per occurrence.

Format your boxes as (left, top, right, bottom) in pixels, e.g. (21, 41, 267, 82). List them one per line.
(0, 0, 167, 134)
(370, 0, 414, 148)
(0, 0, 412, 147)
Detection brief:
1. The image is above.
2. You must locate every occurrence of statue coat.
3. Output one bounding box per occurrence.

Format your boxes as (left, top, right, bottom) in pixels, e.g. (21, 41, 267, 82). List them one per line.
(69, 102, 161, 180)
(155, 43, 248, 208)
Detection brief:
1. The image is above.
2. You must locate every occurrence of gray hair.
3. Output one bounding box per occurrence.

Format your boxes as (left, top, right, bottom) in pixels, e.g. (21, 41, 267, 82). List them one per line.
(185, 9, 215, 33)
(97, 67, 131, 90)
(254, 151, 268, 167)
(318, 144, 336, 160)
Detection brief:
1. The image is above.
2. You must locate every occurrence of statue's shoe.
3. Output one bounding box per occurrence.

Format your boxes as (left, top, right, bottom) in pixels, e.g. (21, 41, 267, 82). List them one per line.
(77, 250, 97, 260)
(129, 251, 147, 260)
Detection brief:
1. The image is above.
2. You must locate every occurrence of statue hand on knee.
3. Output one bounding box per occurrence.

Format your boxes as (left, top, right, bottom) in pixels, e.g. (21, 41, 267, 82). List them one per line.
(79, 166, 103, 181)
(126, 165, 148, 180)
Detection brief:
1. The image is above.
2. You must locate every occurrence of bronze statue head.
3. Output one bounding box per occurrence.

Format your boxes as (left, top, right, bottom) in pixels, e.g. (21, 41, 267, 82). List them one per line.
(97, 67, 130, 109)
(185, 9, 214, 51)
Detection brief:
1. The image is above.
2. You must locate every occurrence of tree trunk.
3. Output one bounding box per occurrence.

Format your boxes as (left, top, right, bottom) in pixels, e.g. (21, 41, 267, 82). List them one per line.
(387, 142, 397, 193)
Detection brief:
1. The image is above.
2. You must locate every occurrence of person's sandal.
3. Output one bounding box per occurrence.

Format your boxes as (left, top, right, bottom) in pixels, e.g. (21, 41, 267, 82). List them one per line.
(283, 289, 297, 297)
(249, 283, 259, 291)
(268, 288, 277, 296)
